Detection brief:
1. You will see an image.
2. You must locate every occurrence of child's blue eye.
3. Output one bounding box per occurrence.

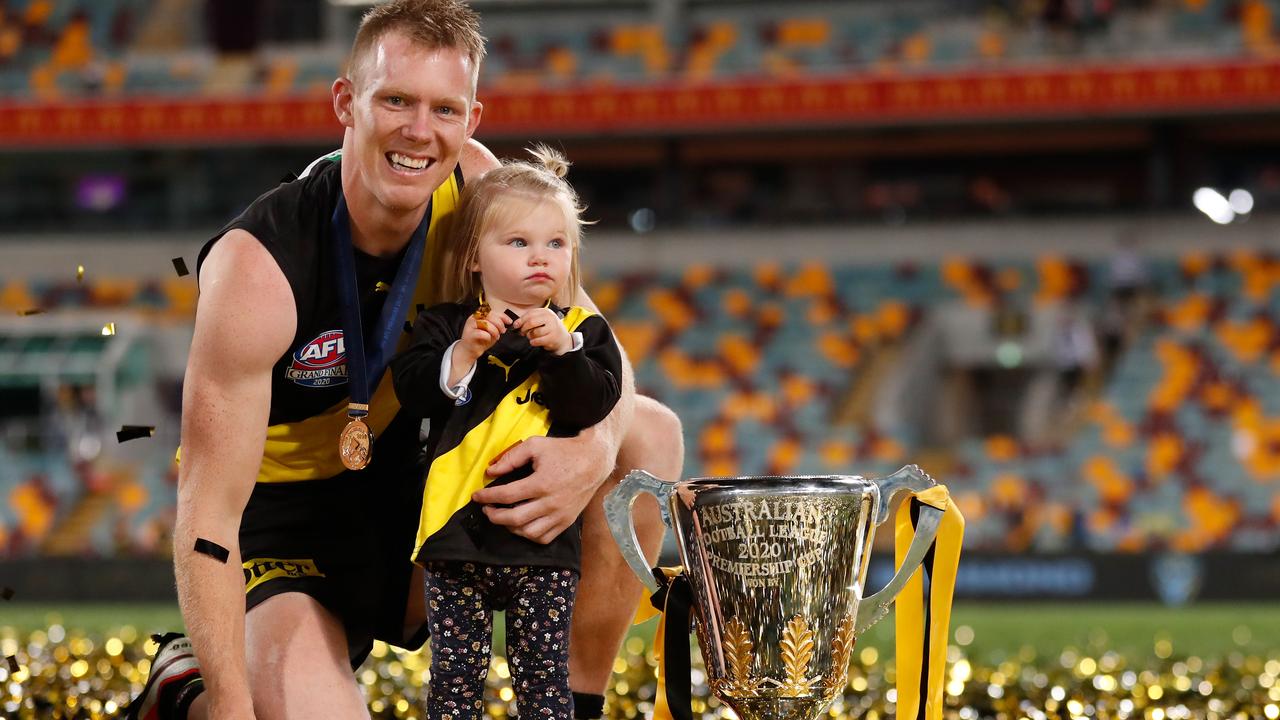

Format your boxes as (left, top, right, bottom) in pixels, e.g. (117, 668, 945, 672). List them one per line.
(510, 238, 527, 247)
(549, 239, 564, 249)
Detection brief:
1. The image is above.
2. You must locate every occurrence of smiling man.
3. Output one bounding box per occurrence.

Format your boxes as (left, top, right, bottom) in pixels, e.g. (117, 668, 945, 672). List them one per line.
(123, 2, 681, 720)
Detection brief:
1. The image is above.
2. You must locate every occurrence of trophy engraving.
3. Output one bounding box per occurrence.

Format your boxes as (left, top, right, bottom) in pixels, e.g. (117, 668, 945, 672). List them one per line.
(723, 618, 762, 695)
(778, 616, 816, 696)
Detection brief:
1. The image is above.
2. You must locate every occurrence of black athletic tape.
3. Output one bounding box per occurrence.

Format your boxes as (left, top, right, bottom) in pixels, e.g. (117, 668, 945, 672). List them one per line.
(171, 257, 190, 277)
(1, 587, 13, 601)
(6, 656, 17, 673)
(194, 538, 230, 563)
(116, 425, 155, 443)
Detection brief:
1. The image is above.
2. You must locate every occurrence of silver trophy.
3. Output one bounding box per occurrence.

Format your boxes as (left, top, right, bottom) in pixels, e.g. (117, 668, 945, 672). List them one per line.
(606, 466, 944, 720)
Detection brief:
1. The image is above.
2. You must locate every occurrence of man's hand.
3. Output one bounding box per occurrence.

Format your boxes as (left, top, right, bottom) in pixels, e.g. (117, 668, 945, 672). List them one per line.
(513, 307, 572, 355)
(473, 430, 613, 543)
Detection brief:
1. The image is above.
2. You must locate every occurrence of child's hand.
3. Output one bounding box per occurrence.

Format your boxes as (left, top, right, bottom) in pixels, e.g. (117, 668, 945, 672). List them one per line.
(514, 308, 572, 355)
(457, 313, 510, 365)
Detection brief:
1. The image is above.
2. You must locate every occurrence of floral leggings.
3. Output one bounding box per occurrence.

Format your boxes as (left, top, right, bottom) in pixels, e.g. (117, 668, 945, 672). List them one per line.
(424, 562, 579, 720)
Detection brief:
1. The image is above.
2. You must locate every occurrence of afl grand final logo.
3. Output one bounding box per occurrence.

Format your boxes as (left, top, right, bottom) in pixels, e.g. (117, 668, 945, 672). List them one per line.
(286, 330, 348, 387)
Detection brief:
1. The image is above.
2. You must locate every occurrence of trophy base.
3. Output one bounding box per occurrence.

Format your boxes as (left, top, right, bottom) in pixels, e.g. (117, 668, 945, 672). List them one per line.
(720, 695, 831, 720)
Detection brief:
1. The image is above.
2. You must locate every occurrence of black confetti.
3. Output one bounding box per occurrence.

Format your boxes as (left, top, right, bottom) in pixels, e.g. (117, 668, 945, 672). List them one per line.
(504, 309, 520, 321)
(403, 320, 413, 333)
(1, 586, 12, 601)
(172, 257, 190, 277)
(116, 425, 155, 443)
(17, 308, 43, 317)
(6, 656, 17, 673)
(194, 538, 230, 563)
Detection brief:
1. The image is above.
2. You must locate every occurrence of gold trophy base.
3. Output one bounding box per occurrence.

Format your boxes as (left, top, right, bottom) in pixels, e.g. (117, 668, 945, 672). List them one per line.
(718, 697, 830, 720)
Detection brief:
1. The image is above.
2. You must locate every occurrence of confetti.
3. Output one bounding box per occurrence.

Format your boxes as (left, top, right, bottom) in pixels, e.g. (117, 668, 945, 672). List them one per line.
(17, 308, 43, 316)
(171, 257, 190, 277)
(374, 281, 390, 293)
(76, 264, 85, 282)
(1, 586, 13, 601)
(115, 425, 155, 443)
(504, 309, 520, 321)
(101, 322, 116, 336)
(403, 320, 413, 333)
(5, 656, 16, 673)
(193, 538, 230, 563)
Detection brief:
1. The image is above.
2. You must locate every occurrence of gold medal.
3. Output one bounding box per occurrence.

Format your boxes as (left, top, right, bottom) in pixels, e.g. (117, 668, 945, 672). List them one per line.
(474, 291, 491, 321)
(339, 403, 373, 470)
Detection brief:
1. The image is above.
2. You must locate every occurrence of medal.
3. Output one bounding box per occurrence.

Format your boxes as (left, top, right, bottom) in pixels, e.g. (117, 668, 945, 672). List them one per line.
(339, 404, 373, 471)
(331, 191, 430, 473)
(474, 291, 491, 321)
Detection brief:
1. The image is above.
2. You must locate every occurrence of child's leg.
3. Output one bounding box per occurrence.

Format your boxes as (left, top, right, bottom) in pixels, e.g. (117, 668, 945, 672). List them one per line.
(503, 566, 579, 718)
(425, 562, 495, 720)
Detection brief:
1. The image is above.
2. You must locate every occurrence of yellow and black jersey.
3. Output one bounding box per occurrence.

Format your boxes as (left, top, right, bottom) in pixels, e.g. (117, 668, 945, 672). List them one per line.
(195, 157, 464, 485)
(390, 300, 623, 571)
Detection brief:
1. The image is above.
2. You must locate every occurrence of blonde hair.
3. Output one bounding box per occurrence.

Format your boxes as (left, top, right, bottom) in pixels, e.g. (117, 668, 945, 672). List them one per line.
(349, 0, 485, 91)
(441, 145, 586, 306)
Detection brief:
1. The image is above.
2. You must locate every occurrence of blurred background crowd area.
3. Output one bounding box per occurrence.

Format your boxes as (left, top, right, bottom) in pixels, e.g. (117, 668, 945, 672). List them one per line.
(2, 0, 1280, 96)
(3, 0, 1280, 564)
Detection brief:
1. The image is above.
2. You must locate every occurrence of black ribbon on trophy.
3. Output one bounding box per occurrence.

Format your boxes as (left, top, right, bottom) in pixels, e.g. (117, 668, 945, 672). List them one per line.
(331, 192, 430, 470)
(648, 567, 695, 720)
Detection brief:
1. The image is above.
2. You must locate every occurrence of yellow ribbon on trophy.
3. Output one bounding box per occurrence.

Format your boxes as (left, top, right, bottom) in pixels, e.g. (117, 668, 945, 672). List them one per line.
(636, 485, 964, 720)
(894, 484, 965, 720)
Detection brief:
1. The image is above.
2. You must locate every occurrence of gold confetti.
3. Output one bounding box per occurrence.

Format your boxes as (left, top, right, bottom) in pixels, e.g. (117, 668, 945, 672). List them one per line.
(76, 264, 85, 282)
(374, 281, 391, 293)
(17, 308, 43, 316)
(101, 323, 116, 336)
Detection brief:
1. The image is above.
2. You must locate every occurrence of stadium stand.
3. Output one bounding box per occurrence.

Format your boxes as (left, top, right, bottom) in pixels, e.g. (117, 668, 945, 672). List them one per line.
(2, 0, 1280, 97)
(5, 239, 1280, 557)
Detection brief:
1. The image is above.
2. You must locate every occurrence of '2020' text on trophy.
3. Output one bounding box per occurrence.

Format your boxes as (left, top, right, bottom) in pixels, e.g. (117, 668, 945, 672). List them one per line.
(606, 466, 945, 720)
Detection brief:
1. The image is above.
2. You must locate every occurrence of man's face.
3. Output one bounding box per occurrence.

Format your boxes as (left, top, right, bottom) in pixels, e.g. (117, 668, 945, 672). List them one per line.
(336, 31, 481, 214)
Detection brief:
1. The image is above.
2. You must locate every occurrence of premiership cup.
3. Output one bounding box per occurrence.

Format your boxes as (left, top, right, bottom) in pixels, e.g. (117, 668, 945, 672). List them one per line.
(605, 466, 945, 720)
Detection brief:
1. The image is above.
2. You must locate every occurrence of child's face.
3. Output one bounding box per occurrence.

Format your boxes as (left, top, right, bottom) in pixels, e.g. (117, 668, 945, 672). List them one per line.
(472, 194, 573, 308)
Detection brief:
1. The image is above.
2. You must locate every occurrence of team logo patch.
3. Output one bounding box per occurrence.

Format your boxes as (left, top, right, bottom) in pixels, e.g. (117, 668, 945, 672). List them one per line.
(242, 557, 326, 594)
(286, 330, 348, 387)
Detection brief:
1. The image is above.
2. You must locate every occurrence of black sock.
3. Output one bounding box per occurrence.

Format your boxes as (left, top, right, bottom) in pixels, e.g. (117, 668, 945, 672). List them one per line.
(572, 691, 605, 719)
(161, 676, 204, 720)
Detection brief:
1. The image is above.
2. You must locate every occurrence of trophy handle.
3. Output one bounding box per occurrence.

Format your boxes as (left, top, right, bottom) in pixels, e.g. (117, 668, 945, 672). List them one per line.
(603, 469, 675, 593)
(855, 464, 945, 634)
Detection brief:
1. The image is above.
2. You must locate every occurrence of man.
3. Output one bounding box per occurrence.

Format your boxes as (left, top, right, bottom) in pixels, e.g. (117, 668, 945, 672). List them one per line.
(124, 2, 680, 719)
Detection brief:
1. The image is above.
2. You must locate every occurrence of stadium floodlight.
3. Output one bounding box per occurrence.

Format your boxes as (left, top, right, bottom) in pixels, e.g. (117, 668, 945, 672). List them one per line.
(1192, 187, 1235, 225)
(1228, 189, 1254, 216)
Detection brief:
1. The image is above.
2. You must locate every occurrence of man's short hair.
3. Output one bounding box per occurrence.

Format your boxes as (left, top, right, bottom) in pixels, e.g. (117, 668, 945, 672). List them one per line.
(349, 0, 485, 88)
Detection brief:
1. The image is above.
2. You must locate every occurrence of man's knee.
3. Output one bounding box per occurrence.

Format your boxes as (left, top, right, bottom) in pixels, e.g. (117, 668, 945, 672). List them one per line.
(617, 396, 683, 474)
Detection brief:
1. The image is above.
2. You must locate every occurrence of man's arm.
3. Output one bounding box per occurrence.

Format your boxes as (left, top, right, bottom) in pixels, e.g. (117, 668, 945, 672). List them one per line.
(473, 287, 637, 544)
(173, 231, 296, 719)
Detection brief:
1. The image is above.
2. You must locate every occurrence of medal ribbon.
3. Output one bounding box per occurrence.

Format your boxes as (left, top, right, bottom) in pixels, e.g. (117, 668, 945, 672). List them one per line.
(332, 192, 430, 418)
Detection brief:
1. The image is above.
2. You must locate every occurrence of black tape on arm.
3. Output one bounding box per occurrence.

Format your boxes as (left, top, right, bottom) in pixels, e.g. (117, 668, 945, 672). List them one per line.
(194, 538, 230, 563)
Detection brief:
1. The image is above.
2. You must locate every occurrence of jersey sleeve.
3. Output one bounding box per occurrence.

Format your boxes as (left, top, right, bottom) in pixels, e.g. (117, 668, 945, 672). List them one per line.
(390, 304, 466, 419)
(536, 314, 623, 430)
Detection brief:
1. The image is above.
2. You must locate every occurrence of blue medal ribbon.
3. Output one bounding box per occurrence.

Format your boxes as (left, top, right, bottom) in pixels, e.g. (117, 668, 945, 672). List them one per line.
(331, 192, 430, 420)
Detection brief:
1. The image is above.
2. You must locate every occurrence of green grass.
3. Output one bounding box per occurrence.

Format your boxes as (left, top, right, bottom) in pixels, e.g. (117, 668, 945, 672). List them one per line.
(3, 602, 1277, 662)
(0, 603, 184, 636)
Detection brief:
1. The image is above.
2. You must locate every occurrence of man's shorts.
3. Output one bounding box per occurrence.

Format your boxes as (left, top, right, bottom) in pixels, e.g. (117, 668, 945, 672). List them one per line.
(239, 450, 427, 668)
